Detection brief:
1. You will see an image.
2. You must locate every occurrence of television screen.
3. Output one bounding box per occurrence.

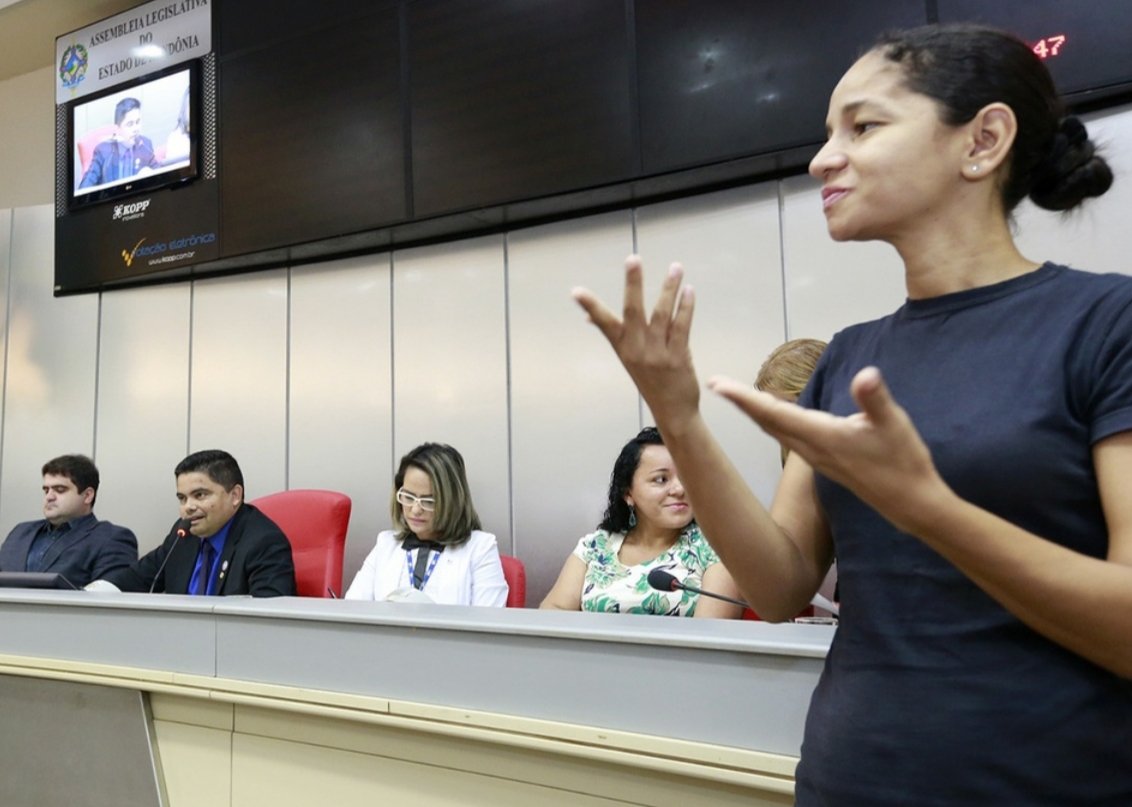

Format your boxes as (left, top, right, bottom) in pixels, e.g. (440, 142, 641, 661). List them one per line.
(69, 61, 199, 209)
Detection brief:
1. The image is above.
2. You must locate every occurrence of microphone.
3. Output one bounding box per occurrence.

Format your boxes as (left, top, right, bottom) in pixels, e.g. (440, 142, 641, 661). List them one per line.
(646, 568, 750, 608)
(646, 568, 841, 617)
(148, 518, 193, 594)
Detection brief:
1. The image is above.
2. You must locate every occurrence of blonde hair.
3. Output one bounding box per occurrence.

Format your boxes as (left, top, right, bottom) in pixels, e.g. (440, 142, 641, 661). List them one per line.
(755, 339, 827, 465)
(755, 338, 828, 401)
(390, 443, 481, 545)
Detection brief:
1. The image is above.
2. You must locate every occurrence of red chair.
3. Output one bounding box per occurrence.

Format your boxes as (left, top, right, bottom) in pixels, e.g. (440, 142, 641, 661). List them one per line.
(250, 489, 351, 598)
(499, 554, 526, 607)
(742, 604, 815, 621)
(76, 124, 117, 176)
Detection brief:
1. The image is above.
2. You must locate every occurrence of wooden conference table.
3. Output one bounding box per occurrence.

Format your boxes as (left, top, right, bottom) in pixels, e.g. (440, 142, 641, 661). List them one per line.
(0, 591, 833, 806)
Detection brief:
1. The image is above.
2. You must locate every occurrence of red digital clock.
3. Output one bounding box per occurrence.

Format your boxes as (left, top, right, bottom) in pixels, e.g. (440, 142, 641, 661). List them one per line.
(1031, 34, 1067, 60)
(938, 0, 1132, 100)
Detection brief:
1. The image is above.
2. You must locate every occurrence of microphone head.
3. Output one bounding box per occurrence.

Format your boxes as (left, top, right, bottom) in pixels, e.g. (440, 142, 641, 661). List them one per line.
(646, 568, 680, 592)
(173, 518, 193, 538)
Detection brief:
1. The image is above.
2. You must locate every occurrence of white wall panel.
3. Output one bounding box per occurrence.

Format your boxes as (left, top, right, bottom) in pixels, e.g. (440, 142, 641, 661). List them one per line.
(0, 67, 54, 209)
(780, 173, 906, 343)
(508, 212, 639, 605)
(95, 284, 191, 552)
(1014, 103, 1132, 277)
(0, 205, 98, 535)
(391, 237, 511, 552)
(189, 270, 287, 500)
(635, 185, 786, 505)
(0, 208, 9, 495)
(289, 255, 392, 587)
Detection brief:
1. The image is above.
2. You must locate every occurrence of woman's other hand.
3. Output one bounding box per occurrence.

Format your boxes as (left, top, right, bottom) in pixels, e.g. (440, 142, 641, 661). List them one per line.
(710, 366, 950, 535)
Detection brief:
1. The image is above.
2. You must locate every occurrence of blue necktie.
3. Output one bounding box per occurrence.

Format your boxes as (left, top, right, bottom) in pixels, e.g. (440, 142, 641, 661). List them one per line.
(194, 540, 214, 596)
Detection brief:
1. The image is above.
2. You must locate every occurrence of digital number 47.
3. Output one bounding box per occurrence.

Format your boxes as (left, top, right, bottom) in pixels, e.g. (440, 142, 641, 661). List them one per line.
(1032, 35, 1067, 59)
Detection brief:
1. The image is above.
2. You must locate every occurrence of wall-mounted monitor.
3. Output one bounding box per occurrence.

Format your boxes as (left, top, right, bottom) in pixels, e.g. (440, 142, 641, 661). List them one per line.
(68, 60, 200, 211)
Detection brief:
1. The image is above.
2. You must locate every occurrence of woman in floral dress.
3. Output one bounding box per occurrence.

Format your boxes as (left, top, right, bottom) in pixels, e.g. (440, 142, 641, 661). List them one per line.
(540, 427, 741, 617)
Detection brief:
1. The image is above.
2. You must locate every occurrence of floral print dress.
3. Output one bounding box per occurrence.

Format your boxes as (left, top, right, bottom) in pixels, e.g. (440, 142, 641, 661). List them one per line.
(572, 525, 720, 616)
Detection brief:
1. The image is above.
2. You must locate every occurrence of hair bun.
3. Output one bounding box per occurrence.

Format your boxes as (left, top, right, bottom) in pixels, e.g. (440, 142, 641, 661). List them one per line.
(1030, 116, 1112, 211)
(1043, 116, 1086, 170)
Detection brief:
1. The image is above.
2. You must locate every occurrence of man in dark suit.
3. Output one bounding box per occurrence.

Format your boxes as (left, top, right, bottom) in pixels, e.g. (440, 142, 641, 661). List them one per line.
(92, 449, 295, 596)
(0, 455, 137, 588)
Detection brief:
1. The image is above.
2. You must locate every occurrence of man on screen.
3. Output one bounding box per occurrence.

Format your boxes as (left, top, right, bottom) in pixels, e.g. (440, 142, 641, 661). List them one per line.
(89, 449, 295, 597)
(0, 455, 137, 588)
(78, 97, 160, 189)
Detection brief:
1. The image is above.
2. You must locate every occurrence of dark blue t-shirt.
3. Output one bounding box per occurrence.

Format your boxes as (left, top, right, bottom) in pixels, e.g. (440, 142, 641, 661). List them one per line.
(796, 264, 1132, 805)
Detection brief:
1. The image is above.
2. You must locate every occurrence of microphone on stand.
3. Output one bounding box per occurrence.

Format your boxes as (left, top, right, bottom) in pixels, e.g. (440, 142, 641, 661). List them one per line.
(646, 568, 841, 616)
(148, 518, 193, 594)
(646, 568, 750, 608)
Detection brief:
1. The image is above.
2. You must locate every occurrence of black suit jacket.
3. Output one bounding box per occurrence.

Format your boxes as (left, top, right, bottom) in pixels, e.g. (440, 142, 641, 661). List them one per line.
(103, 504, 295, 596)
(0, 514, 137, 588)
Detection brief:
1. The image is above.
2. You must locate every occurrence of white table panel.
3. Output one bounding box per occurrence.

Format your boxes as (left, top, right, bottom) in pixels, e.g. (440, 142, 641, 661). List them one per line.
(0, 591, 829, 759)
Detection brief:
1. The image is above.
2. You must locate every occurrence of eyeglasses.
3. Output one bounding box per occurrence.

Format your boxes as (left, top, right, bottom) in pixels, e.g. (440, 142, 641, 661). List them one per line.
(396, 488, 436, 512)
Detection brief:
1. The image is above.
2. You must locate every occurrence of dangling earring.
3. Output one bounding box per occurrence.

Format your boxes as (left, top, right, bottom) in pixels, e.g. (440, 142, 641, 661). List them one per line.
(627, 506, 637, 530)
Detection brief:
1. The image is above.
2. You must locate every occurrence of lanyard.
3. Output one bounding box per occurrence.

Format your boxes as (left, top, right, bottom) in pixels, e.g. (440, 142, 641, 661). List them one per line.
(405, 547, 442, 591)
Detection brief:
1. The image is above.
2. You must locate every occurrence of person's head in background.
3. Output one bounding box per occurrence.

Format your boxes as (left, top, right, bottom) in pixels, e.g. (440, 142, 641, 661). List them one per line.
(810, 23, 1111, 251)
(391, 443, 481, 546)
(41, 454, 100, 527)
(598, 426, 692, 539)
(756, 338, 828, 464)
(113, 97, 143, 144)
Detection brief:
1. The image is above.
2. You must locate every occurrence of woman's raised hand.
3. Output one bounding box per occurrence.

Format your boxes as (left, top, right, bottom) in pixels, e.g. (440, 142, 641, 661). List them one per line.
(572, 255, 702, 429)
(710, 366, 949, 534)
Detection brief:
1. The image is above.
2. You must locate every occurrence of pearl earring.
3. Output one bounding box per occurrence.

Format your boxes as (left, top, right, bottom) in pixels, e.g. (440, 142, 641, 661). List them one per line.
(971, 165, 980, 173)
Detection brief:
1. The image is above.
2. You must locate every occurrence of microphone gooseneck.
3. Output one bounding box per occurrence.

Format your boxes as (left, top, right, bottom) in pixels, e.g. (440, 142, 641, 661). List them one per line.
(647, 566, 839, 617)
(148, 518, 193, 594)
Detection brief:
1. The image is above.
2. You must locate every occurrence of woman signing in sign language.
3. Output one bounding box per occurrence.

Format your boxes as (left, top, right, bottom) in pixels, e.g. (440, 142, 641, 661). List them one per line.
(573, 23, 1132, 806)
